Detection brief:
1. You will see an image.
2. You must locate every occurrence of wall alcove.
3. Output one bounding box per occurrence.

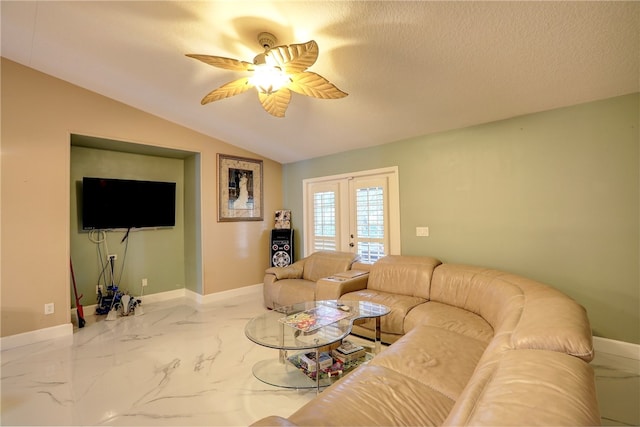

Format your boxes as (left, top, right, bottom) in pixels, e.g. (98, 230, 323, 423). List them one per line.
(69, 134, 202, 307)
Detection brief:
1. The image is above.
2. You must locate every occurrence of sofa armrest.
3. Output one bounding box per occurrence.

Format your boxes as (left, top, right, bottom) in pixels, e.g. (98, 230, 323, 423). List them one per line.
(351, 262, 372, 272)
(315, 274, 369, 301)
(265, 261, 304, 280)
(263, 272, 278, 287)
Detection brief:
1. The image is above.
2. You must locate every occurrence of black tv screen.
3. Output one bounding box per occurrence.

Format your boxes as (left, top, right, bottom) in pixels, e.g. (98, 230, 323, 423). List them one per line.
(82, 177, 176, 230)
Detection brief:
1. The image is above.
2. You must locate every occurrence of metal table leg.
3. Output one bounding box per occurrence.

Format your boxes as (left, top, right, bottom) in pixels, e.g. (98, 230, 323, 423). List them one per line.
(374, 316, 382, 354)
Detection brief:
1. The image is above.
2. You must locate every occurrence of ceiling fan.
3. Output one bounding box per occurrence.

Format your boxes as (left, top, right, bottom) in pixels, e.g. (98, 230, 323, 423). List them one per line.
(186, 32, 347, 118)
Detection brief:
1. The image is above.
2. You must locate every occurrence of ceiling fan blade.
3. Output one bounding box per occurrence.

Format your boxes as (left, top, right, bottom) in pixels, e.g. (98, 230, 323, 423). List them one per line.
(186, 54, 254, 72)
(266, 40, 318, 74)
(258, 88, 291, 118)
(201, 77, 253, 104)
(288, 71, 348, 99)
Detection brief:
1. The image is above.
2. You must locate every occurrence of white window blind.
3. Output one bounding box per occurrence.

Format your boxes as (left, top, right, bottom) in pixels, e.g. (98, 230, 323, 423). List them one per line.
(313, 191, 337, 251)
(355, 186, 385, 263)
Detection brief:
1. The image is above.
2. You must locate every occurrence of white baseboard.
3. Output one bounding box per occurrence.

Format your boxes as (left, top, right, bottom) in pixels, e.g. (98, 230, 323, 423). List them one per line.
(0, 323, 73, 351)
(2, 285, 263, 351)
(593, 336, 640, 360)
(186, 283, 262, 305)
(72, 288, 188, 317)
(139, 288, 187, 304)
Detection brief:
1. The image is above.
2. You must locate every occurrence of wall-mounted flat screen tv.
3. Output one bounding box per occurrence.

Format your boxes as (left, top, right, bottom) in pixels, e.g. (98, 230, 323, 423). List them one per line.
(82, 177, 176, 230)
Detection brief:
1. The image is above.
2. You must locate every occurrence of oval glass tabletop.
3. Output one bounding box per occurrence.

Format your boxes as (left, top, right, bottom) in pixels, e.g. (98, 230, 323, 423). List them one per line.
(245, 300, 390, 351)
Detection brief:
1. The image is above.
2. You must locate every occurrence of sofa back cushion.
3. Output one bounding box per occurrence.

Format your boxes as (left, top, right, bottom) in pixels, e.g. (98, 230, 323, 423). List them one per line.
(430, 264, 524, 335)
(302, 251, 358, 282)
(367, 255, 442, 298)
(502, 272, 595, 361)
(431, 264, 594, 361)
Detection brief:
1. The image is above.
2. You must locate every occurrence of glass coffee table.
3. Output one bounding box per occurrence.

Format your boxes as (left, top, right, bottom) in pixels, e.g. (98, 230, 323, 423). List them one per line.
(245, 299, 389, 392)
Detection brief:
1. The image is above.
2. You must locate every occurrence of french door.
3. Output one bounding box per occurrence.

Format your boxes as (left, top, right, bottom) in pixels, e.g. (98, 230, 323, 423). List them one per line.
(303, 167, 400, 263)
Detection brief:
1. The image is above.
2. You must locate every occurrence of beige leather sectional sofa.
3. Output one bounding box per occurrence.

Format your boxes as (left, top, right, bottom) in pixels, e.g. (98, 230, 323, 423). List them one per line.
(255, 254, 600, 426)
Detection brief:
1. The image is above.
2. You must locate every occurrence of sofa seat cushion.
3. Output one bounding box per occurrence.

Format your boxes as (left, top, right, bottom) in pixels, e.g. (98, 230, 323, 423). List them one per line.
(270, 279, 316, 308)
(288, 365, 455, 427)
(340, 289, 425, 334)
(371, 325, 488, 401)
(404, 301, 494, 343)
(444, 349, 600, 426)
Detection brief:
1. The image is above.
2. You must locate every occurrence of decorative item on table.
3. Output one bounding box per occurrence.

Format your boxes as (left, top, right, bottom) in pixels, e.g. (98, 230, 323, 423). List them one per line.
(274, 209, 291, 229)
(279, 305, 351, 332)
(288, 352, 345, 380)
(337, 340, 365, 354)
(332, 340, 366, 362)
(298, 351, 334, 372)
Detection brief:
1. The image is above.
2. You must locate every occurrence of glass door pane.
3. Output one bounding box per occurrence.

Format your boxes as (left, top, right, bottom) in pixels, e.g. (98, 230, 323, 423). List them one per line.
(313, 191, 337, 251)
(351, 177, 389, 264)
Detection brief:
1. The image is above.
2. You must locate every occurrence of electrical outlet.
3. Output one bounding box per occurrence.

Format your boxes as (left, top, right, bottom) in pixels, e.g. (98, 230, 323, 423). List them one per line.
(107, 254, 117, 261)
(44, 303, 55, 315)
(142, 278, 148, 287)
(416, 227, 430, 237)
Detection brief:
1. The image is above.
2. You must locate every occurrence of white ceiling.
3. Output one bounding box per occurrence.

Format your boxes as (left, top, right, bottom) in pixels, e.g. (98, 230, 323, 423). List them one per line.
(2, 1, 639, 164)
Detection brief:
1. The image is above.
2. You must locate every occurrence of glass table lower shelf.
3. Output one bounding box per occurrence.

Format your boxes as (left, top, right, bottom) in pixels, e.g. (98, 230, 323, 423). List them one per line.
(245, 300, 389, 392)
(252, 352, 372, 389)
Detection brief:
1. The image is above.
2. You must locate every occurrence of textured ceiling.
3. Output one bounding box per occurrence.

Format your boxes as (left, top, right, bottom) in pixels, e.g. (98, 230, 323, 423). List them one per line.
(2, 1, 639, 163)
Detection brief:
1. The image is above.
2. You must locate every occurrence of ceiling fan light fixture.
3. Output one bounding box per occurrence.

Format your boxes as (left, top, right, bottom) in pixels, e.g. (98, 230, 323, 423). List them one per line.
(257, 32, 277, 50)
(186, 31, 347, 117)
(249, 64, 290, 95)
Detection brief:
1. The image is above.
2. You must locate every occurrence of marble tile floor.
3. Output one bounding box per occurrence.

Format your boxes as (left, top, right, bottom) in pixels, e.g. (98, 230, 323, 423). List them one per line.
(1, 290, 638, 426)
(1, 292, 317, 426)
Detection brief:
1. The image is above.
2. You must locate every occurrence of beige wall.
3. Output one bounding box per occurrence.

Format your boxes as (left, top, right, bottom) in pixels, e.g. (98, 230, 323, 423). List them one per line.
(1, 58, 283, 338)
(283, 93, 640, 344)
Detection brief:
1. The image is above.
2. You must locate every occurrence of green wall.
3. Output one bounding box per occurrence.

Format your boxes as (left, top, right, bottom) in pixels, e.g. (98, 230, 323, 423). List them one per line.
(70, 146, 187, 305)
(183, 154, 202, 295)
(283, 93, 639, 344)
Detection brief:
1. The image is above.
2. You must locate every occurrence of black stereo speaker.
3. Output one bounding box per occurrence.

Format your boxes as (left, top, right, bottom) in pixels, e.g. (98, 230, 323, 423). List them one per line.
(270, 229, 294, 267)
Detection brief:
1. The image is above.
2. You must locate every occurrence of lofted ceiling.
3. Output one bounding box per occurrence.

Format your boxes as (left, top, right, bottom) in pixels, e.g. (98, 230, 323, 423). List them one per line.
(2, 1, 638, 164)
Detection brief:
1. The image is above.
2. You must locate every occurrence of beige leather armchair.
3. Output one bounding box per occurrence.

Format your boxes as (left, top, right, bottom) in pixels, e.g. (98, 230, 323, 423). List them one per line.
(263, 251, 360, 309)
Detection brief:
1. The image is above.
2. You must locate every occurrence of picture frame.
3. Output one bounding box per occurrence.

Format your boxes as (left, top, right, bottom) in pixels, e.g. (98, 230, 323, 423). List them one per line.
(217, 154, 263, 222)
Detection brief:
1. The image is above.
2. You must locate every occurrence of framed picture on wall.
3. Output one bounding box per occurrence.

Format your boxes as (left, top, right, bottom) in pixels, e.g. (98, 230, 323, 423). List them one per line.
(217, 154, 263, 222)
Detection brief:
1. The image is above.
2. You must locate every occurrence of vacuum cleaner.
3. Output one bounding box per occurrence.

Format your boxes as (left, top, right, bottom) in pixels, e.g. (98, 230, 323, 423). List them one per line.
(96, 255, 143, 320)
